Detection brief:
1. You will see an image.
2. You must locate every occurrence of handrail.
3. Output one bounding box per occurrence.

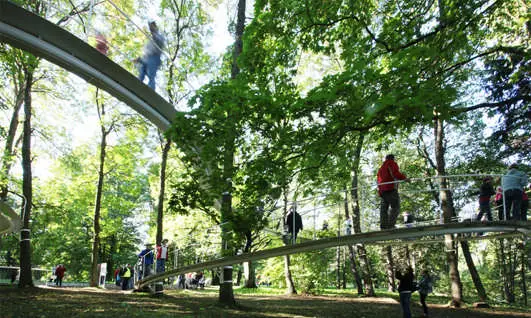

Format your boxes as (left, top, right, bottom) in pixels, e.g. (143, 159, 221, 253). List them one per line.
(136, 220, 530, 288)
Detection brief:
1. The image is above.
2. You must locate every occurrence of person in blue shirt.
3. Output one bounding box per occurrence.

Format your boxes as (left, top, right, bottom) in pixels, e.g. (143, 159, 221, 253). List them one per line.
(136, 21, 165, 90)
(501, 164, 528, 220)
(138, 243, 155, 279)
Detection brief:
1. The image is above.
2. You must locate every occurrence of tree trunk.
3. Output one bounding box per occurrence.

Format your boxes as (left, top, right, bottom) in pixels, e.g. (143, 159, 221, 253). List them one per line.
(385, 246, 396, 292)
(346, 245, 363, 294)
(156, 138, 171, 245)
(344, 192, 363, 294)
(282, 187, 297, 294)
(219, 0, 246, 306)
(18, 68, 34, 288)
(236, 267, 242, 286)
(91, 91, 108, 287)
(243, 261, 257, 288)
(434, 114, 463, 306)
(461, 241, 488, 302)
(284, 254, 297, 294)
(520, 242, 527, 306)
(336, 245, 341, 289)
(349, 134, 375, 296)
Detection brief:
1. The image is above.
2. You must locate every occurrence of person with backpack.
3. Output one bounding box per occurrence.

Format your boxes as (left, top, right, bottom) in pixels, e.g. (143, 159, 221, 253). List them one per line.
(418, 269, 434, 317)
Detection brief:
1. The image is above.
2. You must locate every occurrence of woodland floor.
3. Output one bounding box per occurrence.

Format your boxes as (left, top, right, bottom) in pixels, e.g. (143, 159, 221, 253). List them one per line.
(0, 285, 530, 318)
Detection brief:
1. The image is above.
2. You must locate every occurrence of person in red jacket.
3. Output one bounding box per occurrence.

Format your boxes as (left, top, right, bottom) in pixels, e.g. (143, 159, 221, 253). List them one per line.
(377, 154, 408, 229)
(95, 32, 109, 55)
(54, 264, 66, 287)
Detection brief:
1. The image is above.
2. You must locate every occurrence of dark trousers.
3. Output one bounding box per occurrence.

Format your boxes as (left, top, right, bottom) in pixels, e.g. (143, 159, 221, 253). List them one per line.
(504, 189, 522, 220)
(121, 277, 130, 290)
(399, 292, 412, 318)
(156, 259, 166, 273)
(476, 202, 492, 221)
(420, 292, 428, 315)
(380, 190, 400, 229)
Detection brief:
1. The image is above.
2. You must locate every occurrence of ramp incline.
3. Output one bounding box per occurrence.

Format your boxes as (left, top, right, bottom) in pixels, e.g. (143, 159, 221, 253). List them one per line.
(137, 221, 530, 288)
(0, 1, 176, 131)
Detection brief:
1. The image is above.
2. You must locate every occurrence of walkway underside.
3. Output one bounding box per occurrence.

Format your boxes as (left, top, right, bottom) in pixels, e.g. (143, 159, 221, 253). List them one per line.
(0, 1, 176, 131)
(137, 220, 530, 288)
(0, 201, 20, 235)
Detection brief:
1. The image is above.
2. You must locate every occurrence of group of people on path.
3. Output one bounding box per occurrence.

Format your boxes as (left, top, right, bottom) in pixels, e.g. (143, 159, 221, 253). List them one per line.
(377, 154, 529, 229)
(111, 238, 170, 291)
(396, 267, 434, 318)
(114, 264, 133, 290)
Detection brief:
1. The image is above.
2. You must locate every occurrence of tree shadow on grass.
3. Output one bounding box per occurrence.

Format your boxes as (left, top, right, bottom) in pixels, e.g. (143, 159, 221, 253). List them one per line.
(0, 286, 529, 317)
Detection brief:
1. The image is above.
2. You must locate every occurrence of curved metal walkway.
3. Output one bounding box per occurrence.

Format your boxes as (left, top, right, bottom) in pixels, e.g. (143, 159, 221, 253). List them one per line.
(0, 201, 20, 235)
(0, 1, 176, 131)
(137, 220, 530, 288)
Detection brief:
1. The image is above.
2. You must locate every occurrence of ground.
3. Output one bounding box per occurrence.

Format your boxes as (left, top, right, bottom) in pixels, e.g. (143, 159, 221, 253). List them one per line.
(0, 285, 530, 317)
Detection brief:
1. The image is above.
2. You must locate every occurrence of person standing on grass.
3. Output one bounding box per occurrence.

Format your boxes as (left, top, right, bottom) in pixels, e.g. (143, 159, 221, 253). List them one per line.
(120, 264, 131, 290)
(418, 269, 433, 317)
(396, 266, 415, 318)
(377, 154, 409, 229)
(54, 264, 66, 287)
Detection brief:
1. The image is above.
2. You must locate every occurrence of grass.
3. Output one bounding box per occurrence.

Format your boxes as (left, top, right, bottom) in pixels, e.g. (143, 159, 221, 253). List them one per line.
(0, 284, 529, 317)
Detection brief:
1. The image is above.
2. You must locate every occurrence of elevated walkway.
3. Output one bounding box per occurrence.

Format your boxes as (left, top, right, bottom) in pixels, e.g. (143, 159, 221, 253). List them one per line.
(0, 1, 176, 131)
(137, 220, 530, 288)
(0, 201, 20, 235)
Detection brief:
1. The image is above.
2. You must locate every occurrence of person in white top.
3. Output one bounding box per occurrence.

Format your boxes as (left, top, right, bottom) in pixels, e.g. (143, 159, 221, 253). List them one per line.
(156, 239, 169, 273)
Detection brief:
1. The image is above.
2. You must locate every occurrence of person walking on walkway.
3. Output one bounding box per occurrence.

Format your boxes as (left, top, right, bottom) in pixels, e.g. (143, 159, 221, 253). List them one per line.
(377, 154, 409, 229)
(476, 177, 495, 221)
(138, 243, 155, 278)
(501, 164, 528, 220)
(136, 21, 165, 90)
(156, 239, 169, 273)
(286, 207, 303, 244)
(495, 186, 504, 220)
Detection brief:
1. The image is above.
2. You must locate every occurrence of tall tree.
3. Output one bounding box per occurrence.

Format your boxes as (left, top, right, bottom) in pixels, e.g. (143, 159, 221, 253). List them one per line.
(349, 134, 375, 296)
(18, 57, 38, 288)
(90, 88, 116, 287)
